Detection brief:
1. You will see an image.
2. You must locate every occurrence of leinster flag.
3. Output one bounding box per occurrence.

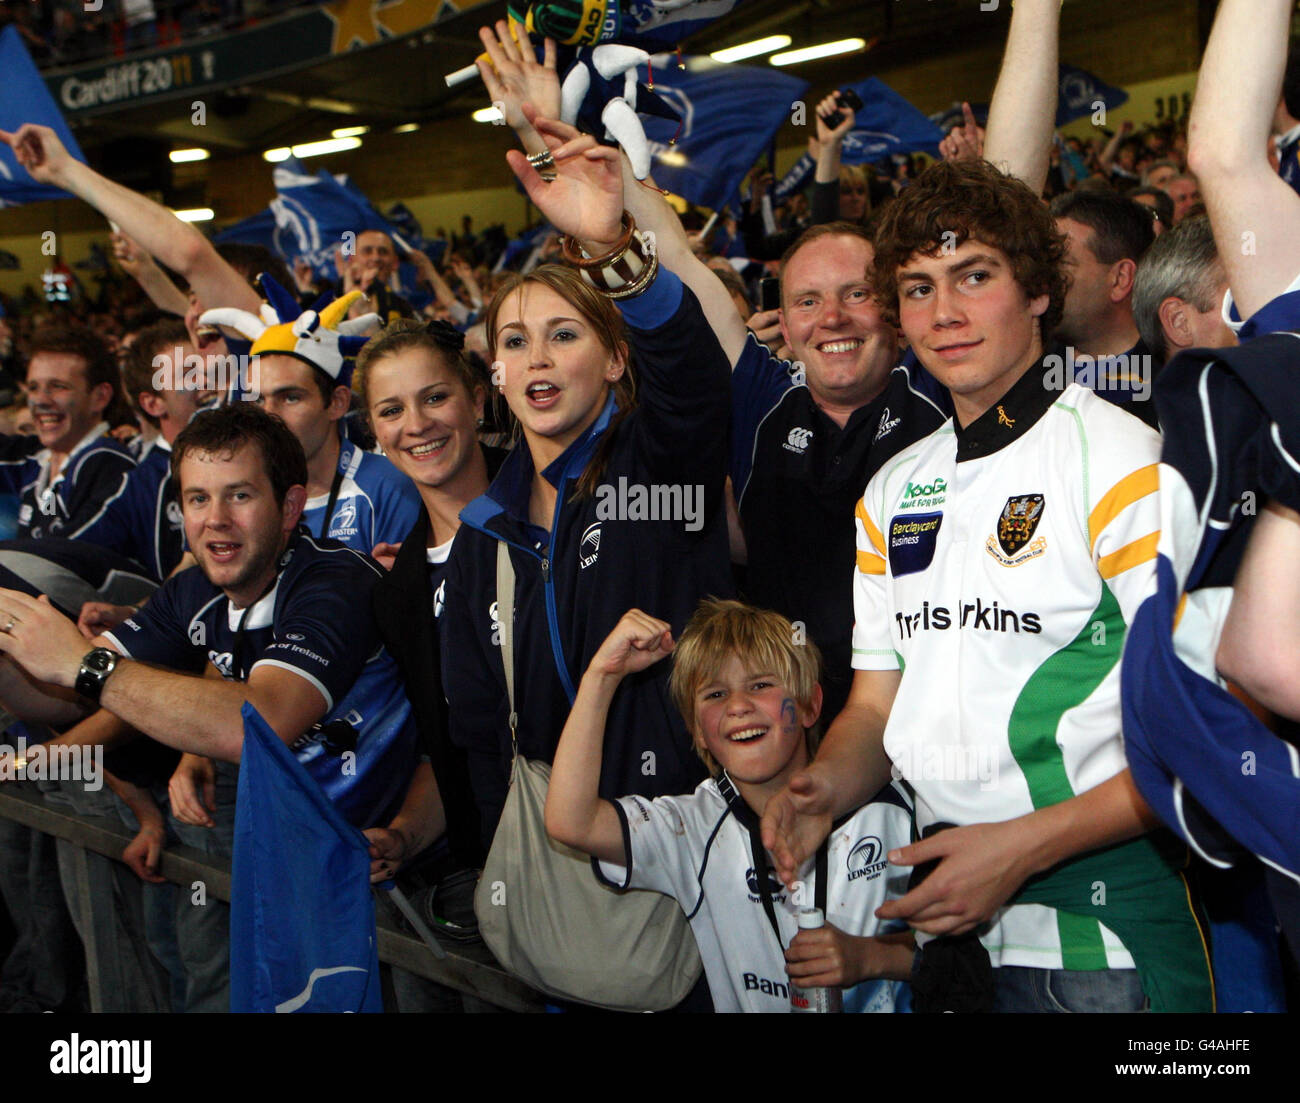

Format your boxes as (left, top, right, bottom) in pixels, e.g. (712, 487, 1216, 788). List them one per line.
(214, 207, 279, 254)
(0, 26, 87, 206)
(1056, 63, 1128, 127)
(775, 77, 941, 201)
(230, 703, 382, 1013)
(267, 158, 395, 282)
(639, 56, 807, 212)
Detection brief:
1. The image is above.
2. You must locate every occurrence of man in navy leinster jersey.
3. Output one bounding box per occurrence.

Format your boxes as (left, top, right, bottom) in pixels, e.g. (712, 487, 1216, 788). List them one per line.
(0, 325, 135, 540)
(199, 278, 420, 556)
(0, 402, 415, 830)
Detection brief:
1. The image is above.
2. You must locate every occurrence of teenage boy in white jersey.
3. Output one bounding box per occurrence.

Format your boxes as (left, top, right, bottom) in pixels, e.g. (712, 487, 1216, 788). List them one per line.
(547, 600, 915, 1013)
(762, 159, 1213, 1013)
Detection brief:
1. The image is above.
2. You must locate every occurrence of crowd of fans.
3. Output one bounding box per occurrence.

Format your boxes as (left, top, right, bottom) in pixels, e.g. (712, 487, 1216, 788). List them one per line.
(0, 0, 1295, 1016)
(2, 0, 317, 67)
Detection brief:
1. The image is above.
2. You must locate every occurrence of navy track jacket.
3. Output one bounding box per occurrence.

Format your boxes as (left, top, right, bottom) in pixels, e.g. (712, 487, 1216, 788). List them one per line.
(440, 272, 734, 847)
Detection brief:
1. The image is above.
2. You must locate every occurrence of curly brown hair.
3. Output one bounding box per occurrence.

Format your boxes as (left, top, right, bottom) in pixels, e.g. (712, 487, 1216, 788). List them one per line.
(870, 159, 1069, 338)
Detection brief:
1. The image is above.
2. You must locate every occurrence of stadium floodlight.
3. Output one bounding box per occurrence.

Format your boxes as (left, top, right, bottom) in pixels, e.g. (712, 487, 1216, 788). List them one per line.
(169, 148, 210, 164)
(393, 123, 420, 134)
(172, 208, 214, 222)
(331, 126, 370, 138)
(709, 35, 792, 63)
(289, 136, 364, 158)
(263, 137, 364, 162)
(473, 106, 504, 123)
(770, 38, 867, 66)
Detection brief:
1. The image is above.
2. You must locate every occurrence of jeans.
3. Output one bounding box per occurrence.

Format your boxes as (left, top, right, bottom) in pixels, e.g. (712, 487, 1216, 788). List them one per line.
(50, 778, 172, 1012)
(0, 802, 84, 1012)
(168, 759, 238, 1013)
(0, 729, 85, 1013)
(114, 794, 187, 1013)
(993, 966, 1148, 1013)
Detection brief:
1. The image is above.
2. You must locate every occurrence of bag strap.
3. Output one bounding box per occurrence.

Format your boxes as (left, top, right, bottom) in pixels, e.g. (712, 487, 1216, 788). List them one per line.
(815, 837, 828, 915)
(719, 772, 828, 950)
(495, 542, 518, 763)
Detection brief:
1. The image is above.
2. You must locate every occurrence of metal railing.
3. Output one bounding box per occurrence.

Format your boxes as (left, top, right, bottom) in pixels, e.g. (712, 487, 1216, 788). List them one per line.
(0, 785, 545, 1013)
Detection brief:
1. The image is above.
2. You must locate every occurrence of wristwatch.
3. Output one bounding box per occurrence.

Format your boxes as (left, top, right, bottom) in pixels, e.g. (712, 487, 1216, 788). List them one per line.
(75, 647, 121, 703)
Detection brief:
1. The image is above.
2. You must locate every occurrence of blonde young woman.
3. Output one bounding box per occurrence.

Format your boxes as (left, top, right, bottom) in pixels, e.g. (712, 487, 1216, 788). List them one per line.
(354, 320, 508, 882)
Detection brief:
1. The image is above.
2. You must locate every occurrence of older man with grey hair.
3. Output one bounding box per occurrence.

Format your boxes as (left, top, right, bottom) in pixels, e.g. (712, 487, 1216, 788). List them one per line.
(1132, 215, 1237, 368)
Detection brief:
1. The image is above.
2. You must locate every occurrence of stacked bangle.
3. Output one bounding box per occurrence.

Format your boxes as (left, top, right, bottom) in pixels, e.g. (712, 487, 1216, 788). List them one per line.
(561, 212, 659, 300)
(526, 149, 558, 182)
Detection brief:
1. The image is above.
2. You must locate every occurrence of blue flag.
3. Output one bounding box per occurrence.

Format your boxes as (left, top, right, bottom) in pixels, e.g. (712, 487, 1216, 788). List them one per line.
(620, 0, 747, 50)
(639, 56, 808, 212)
(775, 77, 941, 201)
(0, 26, 87, 206)
(267, 159, 437, 305)
(928, 66, 1126, 134)
(230, 703, 383, 1013)
(213, 207, 280, 254)
(268, 158, 394, 281)
(1056, 63, 1128, 127)
(496, 221, 552, 272)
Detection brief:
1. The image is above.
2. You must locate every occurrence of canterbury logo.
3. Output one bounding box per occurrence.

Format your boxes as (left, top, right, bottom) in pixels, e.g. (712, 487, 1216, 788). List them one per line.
(783, 427, 814, 454)
(996, 405, 1015, 428)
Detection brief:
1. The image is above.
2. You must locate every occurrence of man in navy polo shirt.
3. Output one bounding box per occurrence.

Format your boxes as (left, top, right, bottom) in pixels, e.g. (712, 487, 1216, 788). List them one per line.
(0, 403, 415, 831)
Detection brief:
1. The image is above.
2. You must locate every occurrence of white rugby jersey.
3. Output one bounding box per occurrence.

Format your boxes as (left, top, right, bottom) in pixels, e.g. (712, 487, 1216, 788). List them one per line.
(852, 369, 1162, 971)
(596, 776, 913, 1013)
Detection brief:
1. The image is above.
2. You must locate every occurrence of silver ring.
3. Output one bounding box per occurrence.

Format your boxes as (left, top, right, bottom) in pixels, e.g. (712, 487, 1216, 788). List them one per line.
(2, 618, 14, 633)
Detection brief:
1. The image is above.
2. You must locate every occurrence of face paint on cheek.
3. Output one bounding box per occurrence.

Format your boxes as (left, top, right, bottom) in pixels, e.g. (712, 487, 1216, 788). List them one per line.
(781, 697, 798, 734)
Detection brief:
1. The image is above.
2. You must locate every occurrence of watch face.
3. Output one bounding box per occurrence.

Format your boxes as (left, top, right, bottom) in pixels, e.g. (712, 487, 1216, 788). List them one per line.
(87, 649, 115, 673)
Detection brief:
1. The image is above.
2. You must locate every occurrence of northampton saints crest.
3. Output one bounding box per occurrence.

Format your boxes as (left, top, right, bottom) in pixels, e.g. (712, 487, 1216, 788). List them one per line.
(997, 494, 1044, 555)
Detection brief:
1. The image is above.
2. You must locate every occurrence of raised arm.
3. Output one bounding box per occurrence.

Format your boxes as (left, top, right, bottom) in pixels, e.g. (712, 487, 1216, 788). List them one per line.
(981, 0, 1060, 193)
(0, 124, 258, 314)
(478, 16, 750, 363)
(111, 231, 189, 317)
(545, 610, 674, 863)
(449, 256, 484, 312)
(813, 91, 856, 187)
(1096, 120, 1133, 176)
(620, 156, 751, 364)
(1187, 0, 1300, 320)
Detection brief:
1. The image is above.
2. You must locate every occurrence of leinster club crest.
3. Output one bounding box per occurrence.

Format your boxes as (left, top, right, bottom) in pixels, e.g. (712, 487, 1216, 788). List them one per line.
(997, 494, 1044, 555)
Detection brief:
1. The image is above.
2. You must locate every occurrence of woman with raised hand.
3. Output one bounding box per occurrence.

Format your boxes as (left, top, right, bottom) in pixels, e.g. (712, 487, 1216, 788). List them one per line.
(438, 92, 734, 852)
